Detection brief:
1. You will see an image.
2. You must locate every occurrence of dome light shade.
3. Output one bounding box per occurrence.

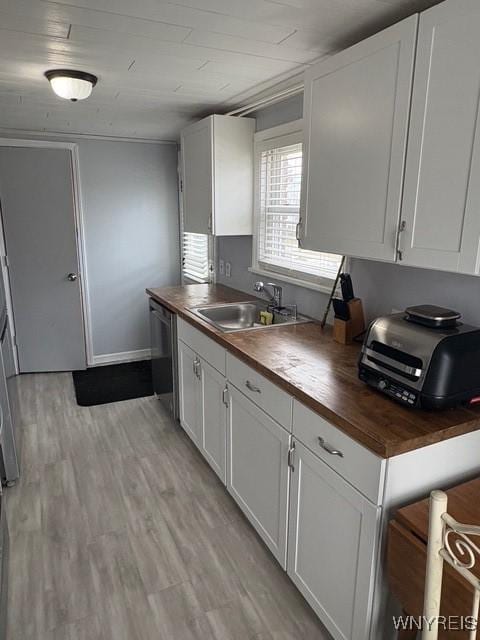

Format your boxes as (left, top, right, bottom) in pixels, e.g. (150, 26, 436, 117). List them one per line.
(45, 69, 97, 102)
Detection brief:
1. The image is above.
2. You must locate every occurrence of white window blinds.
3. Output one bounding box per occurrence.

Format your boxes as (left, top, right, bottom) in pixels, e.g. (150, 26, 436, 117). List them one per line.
(182, 232, 210, 283)
(257, 140, 342, 283)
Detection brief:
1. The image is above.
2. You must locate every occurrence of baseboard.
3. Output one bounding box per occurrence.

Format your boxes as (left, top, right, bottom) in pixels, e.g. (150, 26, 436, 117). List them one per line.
(90, 348, 151, 367)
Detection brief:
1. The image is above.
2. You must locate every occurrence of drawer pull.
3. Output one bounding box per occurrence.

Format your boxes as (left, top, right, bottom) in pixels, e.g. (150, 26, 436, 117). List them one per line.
(318, 437, 343, 458)
(245, 380, 261, 393)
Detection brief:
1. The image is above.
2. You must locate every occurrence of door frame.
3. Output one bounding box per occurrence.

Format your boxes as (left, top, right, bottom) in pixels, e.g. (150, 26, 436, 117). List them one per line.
(0, 138, 93, 370)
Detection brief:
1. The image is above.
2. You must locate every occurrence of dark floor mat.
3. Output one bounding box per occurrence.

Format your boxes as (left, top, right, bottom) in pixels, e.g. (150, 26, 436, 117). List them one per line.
(72, 360, 154, 407)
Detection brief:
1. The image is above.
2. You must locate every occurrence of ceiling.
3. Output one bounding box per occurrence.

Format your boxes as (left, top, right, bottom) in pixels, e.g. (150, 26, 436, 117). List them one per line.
(0, 0, 440, 141)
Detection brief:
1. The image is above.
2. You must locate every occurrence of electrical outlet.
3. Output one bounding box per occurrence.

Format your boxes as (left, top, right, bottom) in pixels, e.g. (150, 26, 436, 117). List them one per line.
(225, 262, 231, 278)
(219, 259, 225, 275)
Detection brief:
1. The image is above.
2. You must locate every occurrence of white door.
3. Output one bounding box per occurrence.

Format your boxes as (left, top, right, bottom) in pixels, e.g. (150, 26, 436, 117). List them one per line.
(287, 441, 380, 640)
(181, 117, 213, 235)
(0, 147, 86, 372)
(198, 357, 227, 482)
(227, 385, 291, 567)
(400, 0, 480, 273)
(178, 341, 200, 444)
(300, 15, 417, 261)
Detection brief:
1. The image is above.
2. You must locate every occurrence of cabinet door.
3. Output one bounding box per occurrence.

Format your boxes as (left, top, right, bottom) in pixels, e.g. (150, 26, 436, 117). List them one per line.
(212, 115, 254, 236)
(227, 385, 291, 567)
(288, 442, 380, 640)
(400, 0, 480, 273)
(300, 15, 417, 261)
(178, 340, 200, 444)
(181, 117, 213, 234)
(198, 357, 227, 483)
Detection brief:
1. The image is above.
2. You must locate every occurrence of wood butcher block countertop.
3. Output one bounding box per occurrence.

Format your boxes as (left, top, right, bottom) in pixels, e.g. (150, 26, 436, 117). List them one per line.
(146, 284, 480, 458)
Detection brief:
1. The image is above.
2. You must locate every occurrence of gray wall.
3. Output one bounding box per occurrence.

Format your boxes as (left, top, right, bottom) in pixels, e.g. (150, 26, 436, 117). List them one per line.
(349, 260, 480, 326)
(77, 140, 180, 357)
(217, 94, 480, 326)
(0, 135, 180, 360)
(216, 235, 332, 320)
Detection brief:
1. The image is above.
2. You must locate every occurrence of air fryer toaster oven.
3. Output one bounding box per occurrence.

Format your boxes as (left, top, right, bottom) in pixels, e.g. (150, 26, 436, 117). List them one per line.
(358, 313, 480, 410)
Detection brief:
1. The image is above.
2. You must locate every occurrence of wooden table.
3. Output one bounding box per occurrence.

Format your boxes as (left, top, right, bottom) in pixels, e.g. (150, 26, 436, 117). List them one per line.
(388, 477, 480, 639)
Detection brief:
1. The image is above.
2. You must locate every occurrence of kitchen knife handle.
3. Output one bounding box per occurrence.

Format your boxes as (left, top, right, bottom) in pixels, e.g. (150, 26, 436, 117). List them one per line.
(340, 273, 354, 301)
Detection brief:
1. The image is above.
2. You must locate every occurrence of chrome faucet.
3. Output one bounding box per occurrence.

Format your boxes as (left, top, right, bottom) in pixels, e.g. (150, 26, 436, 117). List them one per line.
(254, 281, 283, 309)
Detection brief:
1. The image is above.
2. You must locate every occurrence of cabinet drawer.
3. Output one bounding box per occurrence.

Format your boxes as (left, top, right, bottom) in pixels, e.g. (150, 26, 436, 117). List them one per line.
(227, 353, 292, 431)
(293, 401, 385, 504)
(178, 317, 226, 375)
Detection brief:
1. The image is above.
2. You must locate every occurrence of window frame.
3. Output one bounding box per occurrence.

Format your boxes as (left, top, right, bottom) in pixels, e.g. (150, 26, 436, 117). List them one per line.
(251, 119, 342, 294)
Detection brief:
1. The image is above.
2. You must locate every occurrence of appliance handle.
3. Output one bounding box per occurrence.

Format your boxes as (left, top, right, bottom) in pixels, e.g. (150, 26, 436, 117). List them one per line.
(363, 346, 423, 378)
(151, 309, 171, 326)
(150, 300, 172, 320)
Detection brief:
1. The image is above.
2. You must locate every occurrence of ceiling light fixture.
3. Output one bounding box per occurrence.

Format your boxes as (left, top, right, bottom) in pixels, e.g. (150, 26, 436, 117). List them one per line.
(45, 69, 98, 102)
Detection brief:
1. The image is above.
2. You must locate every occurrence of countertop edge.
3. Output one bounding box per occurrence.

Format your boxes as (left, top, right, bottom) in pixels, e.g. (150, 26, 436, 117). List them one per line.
(146, 287, 480, 459)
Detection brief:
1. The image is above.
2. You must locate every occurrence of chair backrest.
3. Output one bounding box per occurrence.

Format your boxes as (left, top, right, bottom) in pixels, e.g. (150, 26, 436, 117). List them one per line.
(422, 490, 480, 640)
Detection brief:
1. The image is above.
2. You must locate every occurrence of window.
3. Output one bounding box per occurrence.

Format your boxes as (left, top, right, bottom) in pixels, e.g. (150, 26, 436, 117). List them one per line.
(182, 232, 210, 283)
(252, 122, 342, 290)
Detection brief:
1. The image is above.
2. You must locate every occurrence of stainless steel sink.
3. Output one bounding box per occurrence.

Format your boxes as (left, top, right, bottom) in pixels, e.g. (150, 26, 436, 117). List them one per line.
(189, 301, 310, 333)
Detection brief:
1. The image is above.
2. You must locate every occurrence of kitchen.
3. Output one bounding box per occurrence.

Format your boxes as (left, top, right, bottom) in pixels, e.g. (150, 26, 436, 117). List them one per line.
(1, 0, 480, 638)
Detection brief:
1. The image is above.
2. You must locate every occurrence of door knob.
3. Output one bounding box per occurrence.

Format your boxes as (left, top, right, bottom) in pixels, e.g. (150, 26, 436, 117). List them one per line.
(67, 273, 78, 282)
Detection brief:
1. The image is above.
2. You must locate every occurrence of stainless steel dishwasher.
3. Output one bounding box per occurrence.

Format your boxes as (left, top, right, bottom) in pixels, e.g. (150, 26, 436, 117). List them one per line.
(149, 298, 178, 420)
(0, 490, 8, 640)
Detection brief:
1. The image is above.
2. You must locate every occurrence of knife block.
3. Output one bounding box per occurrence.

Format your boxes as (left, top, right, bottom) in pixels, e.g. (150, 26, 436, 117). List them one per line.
(333, 298, 365, 345)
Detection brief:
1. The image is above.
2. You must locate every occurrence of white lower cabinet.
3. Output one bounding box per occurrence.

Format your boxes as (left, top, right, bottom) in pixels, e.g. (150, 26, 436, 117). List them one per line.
(199, 358, 227, 482)
(178, 339, 227, 481)
(178, 340, 201, 444)
(287, 440, 380, 640)
(179, 329, 382, 638)
(226, 384, 291, 568)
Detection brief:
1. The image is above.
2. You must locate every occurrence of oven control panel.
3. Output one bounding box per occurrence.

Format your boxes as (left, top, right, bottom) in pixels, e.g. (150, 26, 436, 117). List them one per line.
(359, 366, 419, 407)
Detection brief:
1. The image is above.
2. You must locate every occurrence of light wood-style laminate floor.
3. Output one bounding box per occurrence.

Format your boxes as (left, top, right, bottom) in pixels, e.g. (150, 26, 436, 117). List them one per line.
(5, 372, 331, 640)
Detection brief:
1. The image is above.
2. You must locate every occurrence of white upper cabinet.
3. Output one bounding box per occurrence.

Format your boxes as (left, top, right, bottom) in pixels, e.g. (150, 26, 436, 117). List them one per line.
(181, 117, 212, 236)
(300, 15, 417, 261)
(400, 0, 480, 274)
(180, 114, 255, 236)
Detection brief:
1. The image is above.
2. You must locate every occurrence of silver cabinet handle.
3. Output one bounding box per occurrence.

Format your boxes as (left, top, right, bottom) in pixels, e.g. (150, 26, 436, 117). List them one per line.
(318, 437, 343, 458)
(222, 386, 229, 407)
(288, 441, 296, 471)
(396, 220, 406, 261)
(193, 357, 201, 379)
(295, 219, 302, 240)
(245, 380, 261, 393)
(296, 218, 303, 247)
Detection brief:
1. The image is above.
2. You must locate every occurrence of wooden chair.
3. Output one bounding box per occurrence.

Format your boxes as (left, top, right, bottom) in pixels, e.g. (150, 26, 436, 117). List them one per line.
(423, 490, 480, 640)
